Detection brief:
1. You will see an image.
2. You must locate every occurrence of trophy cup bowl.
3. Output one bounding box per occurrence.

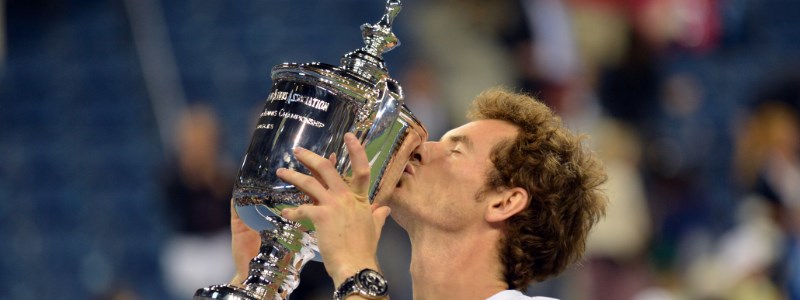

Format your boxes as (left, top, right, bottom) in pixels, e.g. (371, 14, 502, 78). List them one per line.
(194, 1, 427, 299)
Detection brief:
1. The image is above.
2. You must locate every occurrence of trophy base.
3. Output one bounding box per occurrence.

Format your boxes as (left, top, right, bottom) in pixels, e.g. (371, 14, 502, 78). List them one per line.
(194, 284, 260, 300)
(194, 227, 314, 300)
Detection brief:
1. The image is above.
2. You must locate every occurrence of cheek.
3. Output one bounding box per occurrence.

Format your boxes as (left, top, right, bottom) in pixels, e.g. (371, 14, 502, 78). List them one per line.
(451, 164, 486, 185)
(443, 174, 484, 200)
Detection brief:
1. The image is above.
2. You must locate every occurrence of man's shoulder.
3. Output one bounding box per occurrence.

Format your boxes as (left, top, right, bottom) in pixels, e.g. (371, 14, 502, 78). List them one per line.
(486, 290, 558, 300)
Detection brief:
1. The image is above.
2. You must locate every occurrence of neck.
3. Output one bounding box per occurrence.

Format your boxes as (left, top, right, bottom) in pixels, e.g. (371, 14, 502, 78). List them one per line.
(406, 225, 508, 300)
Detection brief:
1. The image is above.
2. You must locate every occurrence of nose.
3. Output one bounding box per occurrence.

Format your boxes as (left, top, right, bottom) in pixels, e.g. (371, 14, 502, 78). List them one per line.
(410, 141, 437, 165)
(410, 144, 424, 164)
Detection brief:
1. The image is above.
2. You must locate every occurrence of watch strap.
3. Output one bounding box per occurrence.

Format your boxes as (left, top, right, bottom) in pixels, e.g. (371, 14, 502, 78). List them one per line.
(333, 275, 358, 300)
(333, 268, 388, 300)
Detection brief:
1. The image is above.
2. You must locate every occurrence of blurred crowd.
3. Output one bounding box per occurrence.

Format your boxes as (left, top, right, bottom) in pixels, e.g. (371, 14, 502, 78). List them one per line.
(3, 0, 800, 299)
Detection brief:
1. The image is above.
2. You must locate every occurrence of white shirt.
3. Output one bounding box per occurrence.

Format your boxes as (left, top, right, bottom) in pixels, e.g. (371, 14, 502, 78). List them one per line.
(486, 290, 558, 300)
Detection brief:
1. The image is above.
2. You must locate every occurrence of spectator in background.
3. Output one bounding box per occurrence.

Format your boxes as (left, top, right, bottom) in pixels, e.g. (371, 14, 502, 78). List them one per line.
(160, 104, 235, 298)
(538, 61, 653, 299)
(582, 120, 652, 300)
(672, 100, 800, 299)
(405, 0, 520, 126)
(643, 73, 718, 281)
(733, 101, 800, 298)
(734, 102, 800, 206)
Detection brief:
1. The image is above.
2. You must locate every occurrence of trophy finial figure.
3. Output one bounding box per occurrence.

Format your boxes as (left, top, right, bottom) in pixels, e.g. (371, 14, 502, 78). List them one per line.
(379, 0, 401, 27)
(360, 0, 402, 57)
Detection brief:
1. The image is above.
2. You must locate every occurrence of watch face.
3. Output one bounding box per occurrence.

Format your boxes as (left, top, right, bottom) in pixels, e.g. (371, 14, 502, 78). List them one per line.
(357, 269, 388, 296)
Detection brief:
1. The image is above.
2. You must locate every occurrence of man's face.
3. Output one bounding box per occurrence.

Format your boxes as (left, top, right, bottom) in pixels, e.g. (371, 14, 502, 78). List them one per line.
(389, 119, 519, 231)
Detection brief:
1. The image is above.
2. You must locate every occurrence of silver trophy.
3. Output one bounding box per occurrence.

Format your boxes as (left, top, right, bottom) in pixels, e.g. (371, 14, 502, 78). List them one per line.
(194, 1, 427, 299)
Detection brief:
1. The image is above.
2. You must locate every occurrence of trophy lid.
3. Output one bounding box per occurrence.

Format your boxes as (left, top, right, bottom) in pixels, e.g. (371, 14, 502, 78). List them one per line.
(340, 0, 402, 84)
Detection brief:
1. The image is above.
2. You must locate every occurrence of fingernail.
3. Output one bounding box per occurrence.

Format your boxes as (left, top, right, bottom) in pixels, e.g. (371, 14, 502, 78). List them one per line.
(345, 133, 356, 143)
(293, 146, 305, 154)
(276, 168, 286, 175)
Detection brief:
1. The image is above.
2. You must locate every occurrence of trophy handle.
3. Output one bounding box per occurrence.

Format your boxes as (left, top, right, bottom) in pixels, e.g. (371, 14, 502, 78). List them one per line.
(361, 79, 404, 140)
(344, 79, 403, 200)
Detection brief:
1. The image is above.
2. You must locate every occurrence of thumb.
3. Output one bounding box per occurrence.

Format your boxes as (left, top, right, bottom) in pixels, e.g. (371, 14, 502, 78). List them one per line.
(281, 206, 309, 222)
(371, 206, 391, 237)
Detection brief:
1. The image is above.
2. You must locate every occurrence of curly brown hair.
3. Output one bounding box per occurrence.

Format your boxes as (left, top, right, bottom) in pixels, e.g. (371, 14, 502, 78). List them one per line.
(467, 88, 608, 290)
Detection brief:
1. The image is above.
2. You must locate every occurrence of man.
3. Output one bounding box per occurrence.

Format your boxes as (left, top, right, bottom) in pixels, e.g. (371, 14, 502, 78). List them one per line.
(231, 88, 608, 299)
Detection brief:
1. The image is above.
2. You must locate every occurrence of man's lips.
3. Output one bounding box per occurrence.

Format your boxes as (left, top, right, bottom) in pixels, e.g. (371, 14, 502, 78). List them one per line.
(403, 163, 415, 176)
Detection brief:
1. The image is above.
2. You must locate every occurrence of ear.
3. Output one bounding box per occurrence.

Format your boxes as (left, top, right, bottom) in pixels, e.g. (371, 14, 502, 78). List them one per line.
(485, 187, 529, 223)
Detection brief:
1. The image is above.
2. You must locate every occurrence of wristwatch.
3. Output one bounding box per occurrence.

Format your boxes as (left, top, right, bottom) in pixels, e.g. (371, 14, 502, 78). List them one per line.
(333, 268, 389, 300)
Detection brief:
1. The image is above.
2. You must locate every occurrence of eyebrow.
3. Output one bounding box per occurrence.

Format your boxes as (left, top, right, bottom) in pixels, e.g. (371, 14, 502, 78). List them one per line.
(447, 135, 475, 151)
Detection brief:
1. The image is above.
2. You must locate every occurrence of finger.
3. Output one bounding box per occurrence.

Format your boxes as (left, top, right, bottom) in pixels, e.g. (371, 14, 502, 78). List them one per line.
(293, 147, 348, 193)
(308, 153, 339, 191)
(280, 205, 315, 222)
(308, 167, 329, 190)
(329, 152, 338, 166)
(344, 132, 371, 197)
(276, 168, 331, 203)
(295, 148, 328, 189)
(372, 206, 392, 238)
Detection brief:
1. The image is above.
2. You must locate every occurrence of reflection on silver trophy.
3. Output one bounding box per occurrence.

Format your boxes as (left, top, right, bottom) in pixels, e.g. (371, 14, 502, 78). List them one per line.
(193, 0, 427, 299)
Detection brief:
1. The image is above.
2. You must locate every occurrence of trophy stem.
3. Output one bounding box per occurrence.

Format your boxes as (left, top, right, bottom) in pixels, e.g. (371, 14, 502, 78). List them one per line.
(244, 225, 317, 299)
(194, 221, 316, 300)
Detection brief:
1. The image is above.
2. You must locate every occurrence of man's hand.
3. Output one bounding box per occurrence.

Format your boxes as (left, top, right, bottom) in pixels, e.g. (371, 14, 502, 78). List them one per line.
(229, 200, 260, 286)
(278, 132, 392, 286)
